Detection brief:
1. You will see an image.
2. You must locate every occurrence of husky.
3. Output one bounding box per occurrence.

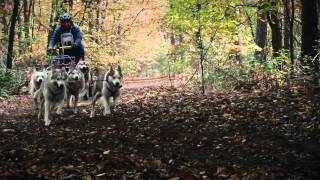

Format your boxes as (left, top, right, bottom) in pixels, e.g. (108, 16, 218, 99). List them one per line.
(76, 61, 91, 99)
(90, 66, 123, 118)
(66, 66, 85, 113)
(35, 67, 68, 126)
(29, 69, 47, 96)
(29, 69, 48, 109)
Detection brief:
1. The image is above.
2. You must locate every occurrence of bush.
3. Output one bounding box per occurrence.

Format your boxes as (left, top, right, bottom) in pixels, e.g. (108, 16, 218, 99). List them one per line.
(0, 68, 25, 97)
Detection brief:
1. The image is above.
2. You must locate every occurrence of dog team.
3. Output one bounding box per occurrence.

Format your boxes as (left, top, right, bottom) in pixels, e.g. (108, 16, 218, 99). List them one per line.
(29, 62, 123, 126)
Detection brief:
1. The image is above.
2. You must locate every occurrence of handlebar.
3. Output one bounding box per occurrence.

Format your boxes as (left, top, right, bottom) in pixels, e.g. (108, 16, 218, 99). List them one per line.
(59, 45, 73, 50)
(48, 45, 73, 51)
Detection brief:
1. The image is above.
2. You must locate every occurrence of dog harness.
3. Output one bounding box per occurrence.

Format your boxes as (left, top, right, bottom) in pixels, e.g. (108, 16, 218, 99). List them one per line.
(106, 84, 117, 96)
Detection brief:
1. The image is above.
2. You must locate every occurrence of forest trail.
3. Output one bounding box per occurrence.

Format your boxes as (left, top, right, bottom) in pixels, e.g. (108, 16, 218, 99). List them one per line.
(0, 77, 320, 179)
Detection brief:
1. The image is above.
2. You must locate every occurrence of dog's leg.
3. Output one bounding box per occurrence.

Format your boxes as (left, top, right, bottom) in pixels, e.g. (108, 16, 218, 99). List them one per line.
(36, 91, 43, 120)
(33, 89, 39, 110)
(82, 84, 89, 100)
(74, 93, 79, 113)
(44, 100, 51, 126)
(34, 98, 39, 110)
(38, 99, 43, 120)
(90, 92, 101, 118)
(56, 100, 64, 115)
(112, 93, 120, 107)
(102, 96, 111, 116)
(66, 93, 71, 109)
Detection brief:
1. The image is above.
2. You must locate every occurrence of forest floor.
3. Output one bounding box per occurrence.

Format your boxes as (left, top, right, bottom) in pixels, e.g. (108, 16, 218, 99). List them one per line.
(0, 77, 320, 180)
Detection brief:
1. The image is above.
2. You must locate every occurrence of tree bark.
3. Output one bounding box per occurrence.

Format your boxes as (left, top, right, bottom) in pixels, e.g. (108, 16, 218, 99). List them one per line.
(267, 1, 282, 57)
(23, 0, 32, 49)
(289, 0, 294, 66)
(48, 0, 63, 48)
(255, 0, 267, 62)
(195, 2, 205, 94)
(300, 0, 319, 71)
(0, 0, 7, 38)
(283, 0, 290, 51)
(6, 0, 20, 69)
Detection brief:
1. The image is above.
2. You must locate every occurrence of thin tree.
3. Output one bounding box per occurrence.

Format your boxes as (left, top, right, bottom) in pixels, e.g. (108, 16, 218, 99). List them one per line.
(255, 0, 267, 62)
(267, 0, 282, 58)
(23, 0, 33, 49)
(6, 0, 20, 69)
(283, 0, 290, 51)
(194, 2, 205, 94)
(289, 0, 294, 66)
(300, 0, 319, 73)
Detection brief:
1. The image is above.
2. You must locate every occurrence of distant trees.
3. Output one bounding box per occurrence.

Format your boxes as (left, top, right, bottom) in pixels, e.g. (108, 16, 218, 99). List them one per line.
(1, 0, 320, 89)
(6, 0, 19, 69)
(254, 0, 319, 73)
(165, 0, 320, 92)
(300, 0, 319, 72)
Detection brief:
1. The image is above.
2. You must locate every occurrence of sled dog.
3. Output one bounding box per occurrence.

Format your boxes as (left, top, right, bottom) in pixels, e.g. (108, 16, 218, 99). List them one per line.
(66, 66, 85, 113)
(90, 66, 123, 118)
(29, 69, 48, 109)
(76, 61, 91, 99)
(35, 67, 68, 126)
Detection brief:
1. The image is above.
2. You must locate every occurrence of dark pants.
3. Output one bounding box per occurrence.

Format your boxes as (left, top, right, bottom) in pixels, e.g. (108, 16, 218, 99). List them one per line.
(62, 44, 85, 64)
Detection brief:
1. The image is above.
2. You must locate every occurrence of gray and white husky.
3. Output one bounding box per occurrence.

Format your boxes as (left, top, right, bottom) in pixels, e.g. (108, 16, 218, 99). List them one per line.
(29, 69, 47, 108)
(35, 67, 68, 126)
(66, 66, 85, 113)
(76, 61, 91, 99)
(90, 66, 123, 118)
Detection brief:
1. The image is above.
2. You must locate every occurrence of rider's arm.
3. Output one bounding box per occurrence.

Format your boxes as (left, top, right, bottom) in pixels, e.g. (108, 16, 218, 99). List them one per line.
(48, 26, 62, 48)
(72, 25, 82, 47)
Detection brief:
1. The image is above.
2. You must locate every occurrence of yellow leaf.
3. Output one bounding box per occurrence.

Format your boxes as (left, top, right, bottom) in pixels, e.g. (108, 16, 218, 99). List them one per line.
(151, 159, 162, 168)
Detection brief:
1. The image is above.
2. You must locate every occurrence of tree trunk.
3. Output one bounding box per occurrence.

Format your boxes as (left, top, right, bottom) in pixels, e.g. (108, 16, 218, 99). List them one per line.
(195, 2, 205, 94)
(283, 0, 290, 51)
(289, 0, 294, 66)
(23, 0, 32, 49)
(31, 0, 35, 41)
(6, 0, 20, 69)
(0, 0, 9, 44)
(267, 1, 282, 57)
(300, 0, 319, 71)
(96, 0, 102, 32)
(48, 0, 63, 48)
(255, 0, 267, 62)
(17, 6, 23, 52)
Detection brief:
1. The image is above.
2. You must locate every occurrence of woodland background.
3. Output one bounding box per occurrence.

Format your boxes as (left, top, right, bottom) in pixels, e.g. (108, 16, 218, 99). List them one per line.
(0, 1, 320, 179)
(0, 0, 319, 95)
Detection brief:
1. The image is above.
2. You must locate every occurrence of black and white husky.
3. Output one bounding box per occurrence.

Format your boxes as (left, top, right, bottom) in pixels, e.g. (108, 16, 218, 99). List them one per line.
(90, 66, 123, 118)
(66, 66, 85, 113)
(35, 67, 68, 126)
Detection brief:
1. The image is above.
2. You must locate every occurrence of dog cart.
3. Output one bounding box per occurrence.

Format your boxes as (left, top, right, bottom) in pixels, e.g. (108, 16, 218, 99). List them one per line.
(48, 45, 76, 71)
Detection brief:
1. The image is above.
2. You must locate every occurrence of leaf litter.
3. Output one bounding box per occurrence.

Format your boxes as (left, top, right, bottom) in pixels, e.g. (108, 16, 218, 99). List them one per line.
(0, 84, 319, 179)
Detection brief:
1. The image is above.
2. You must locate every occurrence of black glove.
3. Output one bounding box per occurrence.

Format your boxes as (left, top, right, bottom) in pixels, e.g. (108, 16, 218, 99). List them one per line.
(72, 42, 78, 48)
(47, 47, 55, 54)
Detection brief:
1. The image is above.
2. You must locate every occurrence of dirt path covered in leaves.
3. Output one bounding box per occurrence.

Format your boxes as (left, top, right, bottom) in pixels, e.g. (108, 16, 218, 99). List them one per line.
(0, 77, 320, 179)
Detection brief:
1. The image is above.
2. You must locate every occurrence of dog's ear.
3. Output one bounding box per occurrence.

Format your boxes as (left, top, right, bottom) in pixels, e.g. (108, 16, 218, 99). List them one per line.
(109, 66, 114, 74)
(70, 61, 76, 70)
(117, 65, 122, 77)
(46, 66, 52, 72)
(61, 67, 67, 73)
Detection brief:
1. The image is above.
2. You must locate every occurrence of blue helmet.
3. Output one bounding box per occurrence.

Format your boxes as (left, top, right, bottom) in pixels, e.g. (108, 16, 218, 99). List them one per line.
(60, 13, 72, 22)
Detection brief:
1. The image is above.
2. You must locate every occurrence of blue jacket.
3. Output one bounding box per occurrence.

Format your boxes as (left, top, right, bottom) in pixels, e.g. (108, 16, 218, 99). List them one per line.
(48, 23, 83, 48)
